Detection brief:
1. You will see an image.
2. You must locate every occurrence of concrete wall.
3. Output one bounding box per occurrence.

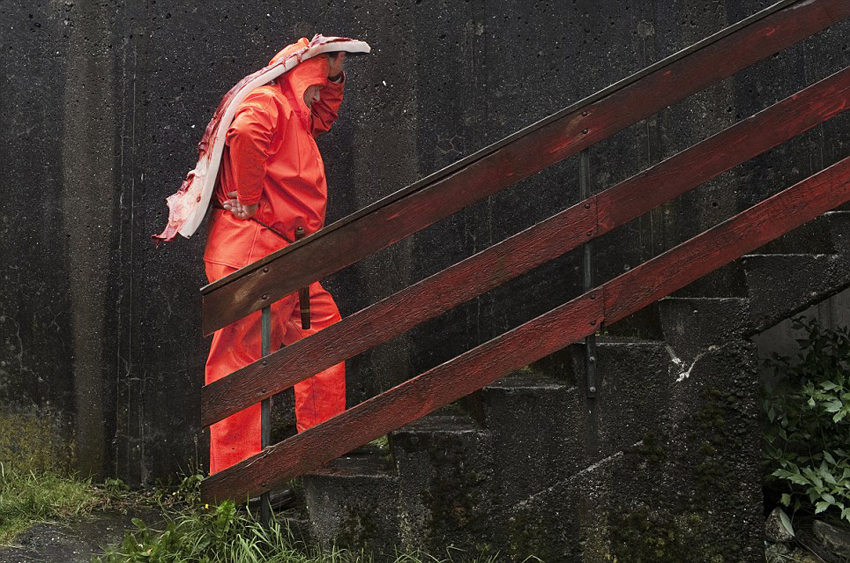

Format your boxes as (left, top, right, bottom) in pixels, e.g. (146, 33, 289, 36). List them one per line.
(1, 0, 848, 482)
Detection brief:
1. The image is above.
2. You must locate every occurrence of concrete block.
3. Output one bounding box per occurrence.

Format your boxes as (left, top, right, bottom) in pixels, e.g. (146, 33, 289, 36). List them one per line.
(391, 410, 493, 554)
(303, 453, 399, 558)
(482, 371, 584, 507)
(743, 252, 850, 332)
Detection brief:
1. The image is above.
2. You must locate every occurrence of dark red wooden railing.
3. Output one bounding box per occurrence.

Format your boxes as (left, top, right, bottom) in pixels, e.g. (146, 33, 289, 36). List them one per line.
(200, 0, 850, 503)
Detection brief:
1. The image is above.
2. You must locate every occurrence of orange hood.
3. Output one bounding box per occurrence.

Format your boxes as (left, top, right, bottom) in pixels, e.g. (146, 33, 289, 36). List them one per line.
(269, 38, 330, 119)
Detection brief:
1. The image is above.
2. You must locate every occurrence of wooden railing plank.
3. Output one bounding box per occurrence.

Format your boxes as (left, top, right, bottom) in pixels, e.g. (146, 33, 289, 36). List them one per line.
(603, 156, 850, 326)
(202, 155, 850, 502)
(202, 293, 606, 503)
(598, 67, 850, 230)
(201, 0, 849, 335)
(200, 66, 850, 428)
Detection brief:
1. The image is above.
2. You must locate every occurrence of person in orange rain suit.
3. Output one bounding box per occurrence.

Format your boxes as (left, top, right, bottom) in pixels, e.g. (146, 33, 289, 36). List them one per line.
(203, 39, 347, 475)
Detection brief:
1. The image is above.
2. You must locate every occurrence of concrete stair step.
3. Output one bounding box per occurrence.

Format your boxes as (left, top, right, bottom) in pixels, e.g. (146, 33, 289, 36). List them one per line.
(592, 339, 678, 456)
(479, 341, 675, 513)
(613, 211, 850, 357)
(302, 451, 399, 558)
(481, 370, 582, 507)
(671, 260, 748, 298)
(276, 505, 313, 545)
(656, 297, 750, 362)
(825, 210, 850, 250)
(741, 210, 849, 330)
(390, 409, 494, 553)
(485, 368, 570, 391)
(499, 342, 762, 562)
(603, 303, 665, 340)
(742, 252, 850, 332)
(757, 212, 836, 254)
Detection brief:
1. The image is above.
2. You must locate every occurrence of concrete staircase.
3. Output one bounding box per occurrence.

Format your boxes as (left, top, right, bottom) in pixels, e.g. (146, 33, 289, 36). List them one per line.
(298, 211, 850, 562)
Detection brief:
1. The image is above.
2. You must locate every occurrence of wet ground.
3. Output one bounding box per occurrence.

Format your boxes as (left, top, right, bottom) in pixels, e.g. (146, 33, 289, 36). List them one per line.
(0, 508, 158, 563)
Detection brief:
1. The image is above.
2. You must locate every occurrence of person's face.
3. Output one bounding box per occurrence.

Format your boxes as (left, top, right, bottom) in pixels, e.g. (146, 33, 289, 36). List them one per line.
(303, 84, 322, 110)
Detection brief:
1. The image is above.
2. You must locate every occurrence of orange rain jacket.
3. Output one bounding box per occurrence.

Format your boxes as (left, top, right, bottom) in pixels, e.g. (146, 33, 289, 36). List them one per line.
(204, 41, 343, 269)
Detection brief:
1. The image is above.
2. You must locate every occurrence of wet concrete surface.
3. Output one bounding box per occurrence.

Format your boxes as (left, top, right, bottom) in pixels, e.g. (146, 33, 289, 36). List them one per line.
(0, 508, 158, 563)
(1, 0, 848, 487)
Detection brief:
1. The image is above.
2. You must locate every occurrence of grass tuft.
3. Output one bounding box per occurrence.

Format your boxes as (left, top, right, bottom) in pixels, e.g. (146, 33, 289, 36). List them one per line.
(98, 475, 516, 562)
(100, 502, 356, 563)
(0, 462, 110, 544)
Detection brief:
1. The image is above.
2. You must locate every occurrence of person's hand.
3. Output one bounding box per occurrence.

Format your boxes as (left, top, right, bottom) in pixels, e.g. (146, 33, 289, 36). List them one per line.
(222, 191, 258, 220)
(328, 52, 346, 82)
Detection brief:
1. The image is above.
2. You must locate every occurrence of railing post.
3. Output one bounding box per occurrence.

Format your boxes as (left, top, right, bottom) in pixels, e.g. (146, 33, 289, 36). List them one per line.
(295, 227, 311, 330)
(260, 306, 272, 525)
(579, 149, 597, 399)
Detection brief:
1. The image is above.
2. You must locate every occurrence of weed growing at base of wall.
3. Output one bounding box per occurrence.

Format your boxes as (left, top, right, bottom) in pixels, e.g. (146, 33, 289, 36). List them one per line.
(762, 317, 850, 524)
(99, 474, 518, 563)
(0, 462, 112, 543)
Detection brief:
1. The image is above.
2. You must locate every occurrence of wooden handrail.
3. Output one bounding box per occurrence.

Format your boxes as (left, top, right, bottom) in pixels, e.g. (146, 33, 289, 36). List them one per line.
(200, 0, 849, 335)
(200, 67, 850, 428)
(202, 155, 850, 502)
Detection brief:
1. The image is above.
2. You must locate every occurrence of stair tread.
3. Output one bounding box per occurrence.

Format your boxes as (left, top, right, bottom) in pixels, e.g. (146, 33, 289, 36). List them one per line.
(306, 451, 394, 479)
(744, 252, 835, 258)
(394, 411, 481, 434)
(277, 505, 309, 522)
(594, 337, 666, 348)
(485, 370, 568, 391)
(660, 296, 748, 302)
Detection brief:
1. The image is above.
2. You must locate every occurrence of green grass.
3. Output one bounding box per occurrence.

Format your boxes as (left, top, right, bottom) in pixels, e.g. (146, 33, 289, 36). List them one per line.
(100, 501, 345, 563)
(98, 475, 515, 563)
(0, 462, 112, 544)
(1, 468, 527, 562)
(98, 498, 509, 563)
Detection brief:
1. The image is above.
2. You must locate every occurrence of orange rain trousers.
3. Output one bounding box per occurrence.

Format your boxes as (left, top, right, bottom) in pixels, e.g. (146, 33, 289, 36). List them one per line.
(203, 41, 346, 475)
(204, 263, 345, 476)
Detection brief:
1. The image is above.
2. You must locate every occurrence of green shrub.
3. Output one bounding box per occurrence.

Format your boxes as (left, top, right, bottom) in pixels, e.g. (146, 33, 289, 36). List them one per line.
(762, 317, 850, 523)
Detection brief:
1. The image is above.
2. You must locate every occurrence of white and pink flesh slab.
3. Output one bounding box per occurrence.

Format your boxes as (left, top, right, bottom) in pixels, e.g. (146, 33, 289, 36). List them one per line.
(154, 34, 370, 243)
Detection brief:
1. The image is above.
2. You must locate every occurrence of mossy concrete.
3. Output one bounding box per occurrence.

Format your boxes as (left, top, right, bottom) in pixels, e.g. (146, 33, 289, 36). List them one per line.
(0, 407, 74, 473)
(302, 453, 399, 559)
(392, 410, 494, 554)
(495, 341, 762, 562)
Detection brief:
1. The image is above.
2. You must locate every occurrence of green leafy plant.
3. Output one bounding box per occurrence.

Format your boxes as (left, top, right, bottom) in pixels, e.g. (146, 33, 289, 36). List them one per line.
(763, 317, 850, 523)
(100, 500, 296, 563)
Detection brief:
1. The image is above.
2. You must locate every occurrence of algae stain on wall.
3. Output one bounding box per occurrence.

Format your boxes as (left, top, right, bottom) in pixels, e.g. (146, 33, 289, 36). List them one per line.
(61, 0, 118, 479)
(0, 408, 74, 473)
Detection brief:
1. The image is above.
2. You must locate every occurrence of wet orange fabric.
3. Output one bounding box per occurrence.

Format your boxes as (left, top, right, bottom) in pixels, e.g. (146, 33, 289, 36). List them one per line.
(204, 46, 342, 269)
(204, 264, 345, 475)
(204, 41, 346, 475)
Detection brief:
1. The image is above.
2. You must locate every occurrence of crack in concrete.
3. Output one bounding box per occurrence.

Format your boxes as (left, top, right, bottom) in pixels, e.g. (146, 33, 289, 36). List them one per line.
(665, 344, 716, 383)
(511, 448, 628, 513)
